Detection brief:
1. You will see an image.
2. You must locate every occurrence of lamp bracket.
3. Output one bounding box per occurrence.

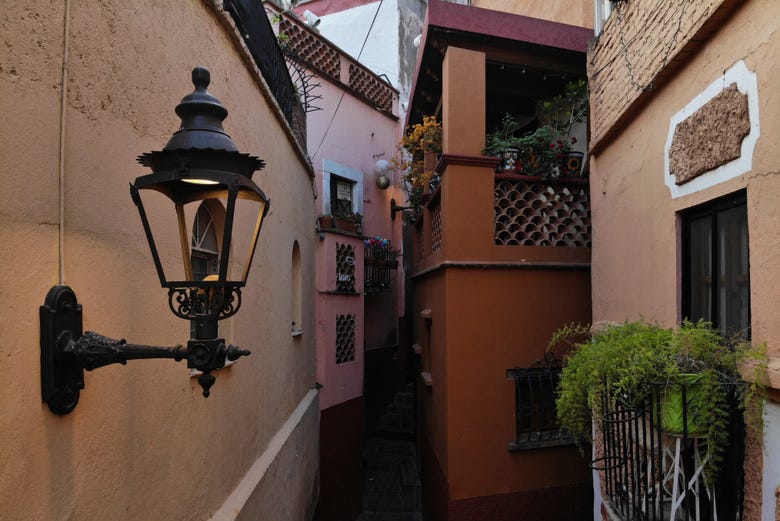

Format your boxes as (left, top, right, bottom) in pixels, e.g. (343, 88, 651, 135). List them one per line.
(390, 198, 415, 221)
(40, 286, 251, 414)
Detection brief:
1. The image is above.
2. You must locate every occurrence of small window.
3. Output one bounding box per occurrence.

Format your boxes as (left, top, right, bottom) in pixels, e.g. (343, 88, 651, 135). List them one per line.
(683, 191, 750, 338)
(506, 357, 573, 451)
(330, 175, 354, 217)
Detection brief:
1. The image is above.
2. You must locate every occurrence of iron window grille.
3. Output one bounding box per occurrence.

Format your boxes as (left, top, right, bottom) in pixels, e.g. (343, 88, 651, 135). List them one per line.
(506, 354, 573, 451)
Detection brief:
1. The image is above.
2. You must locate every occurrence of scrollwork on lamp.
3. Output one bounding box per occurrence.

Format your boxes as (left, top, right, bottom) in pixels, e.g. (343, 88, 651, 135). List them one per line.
(40, 67, 270, 414)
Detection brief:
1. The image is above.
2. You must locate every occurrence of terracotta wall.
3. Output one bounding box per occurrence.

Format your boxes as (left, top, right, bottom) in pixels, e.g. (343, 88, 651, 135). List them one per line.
(0, 1, 318, 520)
(588, 0, 780, 519)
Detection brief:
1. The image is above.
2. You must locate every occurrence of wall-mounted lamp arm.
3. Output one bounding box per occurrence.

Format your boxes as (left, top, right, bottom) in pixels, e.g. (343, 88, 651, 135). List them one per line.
(40, 285, 251, 415)
(390, 198, 415, 221)
(66, 331, 186, 370)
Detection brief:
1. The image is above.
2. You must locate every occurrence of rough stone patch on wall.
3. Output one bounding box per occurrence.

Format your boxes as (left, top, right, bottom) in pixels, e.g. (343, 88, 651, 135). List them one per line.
(669, 84, 750, 185)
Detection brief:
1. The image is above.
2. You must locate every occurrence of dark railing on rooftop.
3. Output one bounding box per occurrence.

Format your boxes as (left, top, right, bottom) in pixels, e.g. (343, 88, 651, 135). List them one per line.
(223, 0, 306, 149)
(506, 354, 573, 451)
(596, 385, 744, 521)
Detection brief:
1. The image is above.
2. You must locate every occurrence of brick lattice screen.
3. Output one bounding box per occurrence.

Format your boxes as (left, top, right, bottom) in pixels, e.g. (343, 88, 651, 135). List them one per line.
(336, 243, 356, 293)
(335, 314, 356, 364)
(494, 179, 591, 247)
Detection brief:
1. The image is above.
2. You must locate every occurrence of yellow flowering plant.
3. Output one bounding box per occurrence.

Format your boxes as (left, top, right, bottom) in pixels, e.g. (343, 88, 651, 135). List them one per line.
(392, 116, 442, 213)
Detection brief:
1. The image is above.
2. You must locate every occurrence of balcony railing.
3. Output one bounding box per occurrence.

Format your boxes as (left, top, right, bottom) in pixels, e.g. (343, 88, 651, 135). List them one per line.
(364, 241, 399, 293)
(223, 0, 306, 148)
(596, 385, 744, 521)
(494, 173, 591, 247)
(506, 355, 573, 451)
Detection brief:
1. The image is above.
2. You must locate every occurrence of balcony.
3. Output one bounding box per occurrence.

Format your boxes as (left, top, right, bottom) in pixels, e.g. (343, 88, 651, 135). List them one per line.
(595, 385, 744, 521)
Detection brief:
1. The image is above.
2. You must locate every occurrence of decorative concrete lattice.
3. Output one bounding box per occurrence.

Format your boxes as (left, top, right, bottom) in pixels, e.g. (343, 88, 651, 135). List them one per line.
(494, 180, 591, 247)
(335, 314, 356, 364)
(280, 20, 341, 80)
(430, 204, 442, 254)
(348, 63, 393, 113)
(336, 243, 356, 293)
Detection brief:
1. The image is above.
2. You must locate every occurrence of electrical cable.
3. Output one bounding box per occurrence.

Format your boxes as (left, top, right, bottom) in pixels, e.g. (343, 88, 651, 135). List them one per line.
(311, 0, 385, 160)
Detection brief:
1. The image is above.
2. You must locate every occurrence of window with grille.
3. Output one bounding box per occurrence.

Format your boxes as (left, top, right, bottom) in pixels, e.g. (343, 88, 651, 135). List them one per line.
(330, 175, 354, 217)
(683, 191, 750, 339)
(506, 358, 573, 451)
(336, 314, 356, 364)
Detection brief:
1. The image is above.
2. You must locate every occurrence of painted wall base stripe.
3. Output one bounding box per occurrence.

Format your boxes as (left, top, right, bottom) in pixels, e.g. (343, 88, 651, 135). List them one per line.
(208, 388, 319, 521)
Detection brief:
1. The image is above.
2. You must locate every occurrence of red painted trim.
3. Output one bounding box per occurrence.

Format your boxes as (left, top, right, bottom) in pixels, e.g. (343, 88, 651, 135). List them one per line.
(427, 0, 592, 53)
(437, 153, 502, 171)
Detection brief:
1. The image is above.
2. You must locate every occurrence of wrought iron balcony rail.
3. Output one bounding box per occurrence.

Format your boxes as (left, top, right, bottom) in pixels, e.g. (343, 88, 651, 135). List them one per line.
(364, 241, 399, 293)
(596, 385, 744, 521)
(506, 355, 573, 451)
(223, 0, 305, 148)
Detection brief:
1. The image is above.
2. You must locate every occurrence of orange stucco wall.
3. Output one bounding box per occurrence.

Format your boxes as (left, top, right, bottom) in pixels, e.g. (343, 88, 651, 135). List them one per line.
(588, 0, 780, 519)
(0, 1, 318, 520)
(414, 43, 592, 518)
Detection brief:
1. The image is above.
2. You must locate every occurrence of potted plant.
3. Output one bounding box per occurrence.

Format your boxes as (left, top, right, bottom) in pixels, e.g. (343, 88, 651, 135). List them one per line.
(334, 212, 362, 234)
(483, 113, 523, 171)
(538, 79, 588, 176)
(393, 115, 442, 214)
(317, 213, 335, 229)
(553, 319, 760, 482)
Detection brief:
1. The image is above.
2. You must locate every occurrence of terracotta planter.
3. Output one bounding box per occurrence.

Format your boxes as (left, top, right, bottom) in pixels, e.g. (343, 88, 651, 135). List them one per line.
(318, 216, 335, 229)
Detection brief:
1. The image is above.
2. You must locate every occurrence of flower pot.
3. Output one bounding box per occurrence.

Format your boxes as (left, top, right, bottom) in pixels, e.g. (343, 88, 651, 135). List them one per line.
(563, 151, 584, 176)
(660, 373, 707, 437)
(496, 148, 519, 171)
(318, 216, 335, 229)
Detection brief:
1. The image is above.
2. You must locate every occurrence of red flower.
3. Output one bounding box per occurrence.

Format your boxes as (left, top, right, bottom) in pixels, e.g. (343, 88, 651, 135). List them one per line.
(548, 143, 555, 149)
(570, 136, 577, 144)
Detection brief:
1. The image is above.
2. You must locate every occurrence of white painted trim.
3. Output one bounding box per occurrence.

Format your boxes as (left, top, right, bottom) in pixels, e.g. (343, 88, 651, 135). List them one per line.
(664, 60, 760, 199)
(207, 388, 320, 521)
(762, 402, 780, 521)
(322, 159, 365, 215)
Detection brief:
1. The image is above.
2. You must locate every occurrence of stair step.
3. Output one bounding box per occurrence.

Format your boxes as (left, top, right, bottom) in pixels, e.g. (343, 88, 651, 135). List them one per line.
(357, 512, 422, 521)
(364, 439, 416, 457)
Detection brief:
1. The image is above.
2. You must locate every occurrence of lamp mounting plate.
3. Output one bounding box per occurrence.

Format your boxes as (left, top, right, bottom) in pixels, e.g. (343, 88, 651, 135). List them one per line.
(40, 286, 84, 415)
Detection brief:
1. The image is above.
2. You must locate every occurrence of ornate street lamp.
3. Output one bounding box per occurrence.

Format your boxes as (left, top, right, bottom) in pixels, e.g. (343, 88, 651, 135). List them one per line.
(40, 67, 270, 414)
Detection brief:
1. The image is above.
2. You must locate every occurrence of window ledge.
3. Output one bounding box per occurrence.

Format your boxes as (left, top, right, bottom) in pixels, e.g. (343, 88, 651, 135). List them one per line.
(420, 371, 433, 387)
(291, 329, 304, 338)
(412, 343, 422, 355)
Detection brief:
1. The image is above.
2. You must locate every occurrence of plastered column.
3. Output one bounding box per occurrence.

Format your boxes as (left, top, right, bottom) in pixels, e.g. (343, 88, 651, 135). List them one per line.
(438, 48, 494, 261)
(441, 47, 485, 156)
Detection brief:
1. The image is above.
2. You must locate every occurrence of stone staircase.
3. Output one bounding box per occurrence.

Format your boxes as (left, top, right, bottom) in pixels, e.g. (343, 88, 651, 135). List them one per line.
(357, 385, 421, 521)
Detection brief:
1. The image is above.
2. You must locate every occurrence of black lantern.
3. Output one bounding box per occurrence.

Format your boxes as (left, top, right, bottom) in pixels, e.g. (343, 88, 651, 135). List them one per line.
(40, 68, 269, 414)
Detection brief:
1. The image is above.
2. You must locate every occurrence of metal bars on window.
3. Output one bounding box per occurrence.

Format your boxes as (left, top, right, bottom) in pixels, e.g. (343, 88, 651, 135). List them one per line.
(506, 356, 573, 451)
